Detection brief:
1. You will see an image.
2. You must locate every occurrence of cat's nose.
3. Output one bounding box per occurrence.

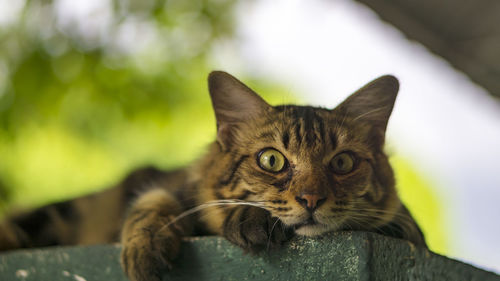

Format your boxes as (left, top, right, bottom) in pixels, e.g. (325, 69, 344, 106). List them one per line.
(295, 194, 326, 212)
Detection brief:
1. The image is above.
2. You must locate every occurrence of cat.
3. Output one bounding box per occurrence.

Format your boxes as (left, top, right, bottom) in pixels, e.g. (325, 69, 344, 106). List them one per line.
(0, 71, 426, 281)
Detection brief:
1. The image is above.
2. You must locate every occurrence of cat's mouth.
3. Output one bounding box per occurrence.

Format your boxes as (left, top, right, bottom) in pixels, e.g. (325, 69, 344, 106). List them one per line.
(292, 217, 321, 229)
(291, 216, 332, 236)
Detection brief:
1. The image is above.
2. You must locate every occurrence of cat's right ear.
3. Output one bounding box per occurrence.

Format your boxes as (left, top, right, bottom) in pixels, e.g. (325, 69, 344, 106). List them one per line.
(208, 71, 271, 150)
(336, 75, 399, 148)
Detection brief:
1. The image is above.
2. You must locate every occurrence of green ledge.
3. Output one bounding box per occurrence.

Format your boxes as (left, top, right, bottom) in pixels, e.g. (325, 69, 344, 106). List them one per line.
(0, 232, 498, 281)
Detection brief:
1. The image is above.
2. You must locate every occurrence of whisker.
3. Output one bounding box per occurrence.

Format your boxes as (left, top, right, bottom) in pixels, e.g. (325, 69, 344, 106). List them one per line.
(342, 218, 365, 231)
(342, 210, 403, 223)
(343, 211, 417, 234)
(346, 207, 416, 222)
(267, 218, 281, 251)
(157, 200, 267, 234)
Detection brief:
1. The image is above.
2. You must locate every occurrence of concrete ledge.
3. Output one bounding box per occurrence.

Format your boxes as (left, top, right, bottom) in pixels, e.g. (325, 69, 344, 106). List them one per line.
(0, 232, 498, 281)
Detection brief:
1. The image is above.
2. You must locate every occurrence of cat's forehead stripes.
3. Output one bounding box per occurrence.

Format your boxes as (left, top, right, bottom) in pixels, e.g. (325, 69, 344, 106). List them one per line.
(256, 130, 278, 141)
(281, 131, 290, 149)
(271, 105, 337, 152)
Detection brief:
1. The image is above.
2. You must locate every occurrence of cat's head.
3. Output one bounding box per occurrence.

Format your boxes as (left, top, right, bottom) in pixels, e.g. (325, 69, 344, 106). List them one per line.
(208, 71, 400, 236)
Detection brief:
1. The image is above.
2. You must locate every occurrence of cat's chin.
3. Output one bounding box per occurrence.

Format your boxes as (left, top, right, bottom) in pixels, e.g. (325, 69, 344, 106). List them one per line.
(293, 223, 334, 237)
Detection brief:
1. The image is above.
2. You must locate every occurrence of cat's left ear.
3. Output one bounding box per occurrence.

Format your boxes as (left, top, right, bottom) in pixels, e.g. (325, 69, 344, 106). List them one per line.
(336, 75, 399, 147)
(208, 71, 271, 149)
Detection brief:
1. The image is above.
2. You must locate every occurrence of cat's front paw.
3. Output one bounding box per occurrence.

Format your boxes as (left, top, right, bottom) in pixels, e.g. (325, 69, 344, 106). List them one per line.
(222, 206, 294, 253)
(121, 221, 182, 281)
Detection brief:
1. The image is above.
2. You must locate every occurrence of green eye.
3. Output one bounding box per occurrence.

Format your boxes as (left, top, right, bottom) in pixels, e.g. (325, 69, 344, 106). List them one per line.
(330, 152, 355, 174)
(258, 148, 287, 172)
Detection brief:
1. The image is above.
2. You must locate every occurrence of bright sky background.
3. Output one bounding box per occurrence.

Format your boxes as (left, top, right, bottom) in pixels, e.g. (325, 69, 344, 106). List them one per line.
(213, 0, 500, 273)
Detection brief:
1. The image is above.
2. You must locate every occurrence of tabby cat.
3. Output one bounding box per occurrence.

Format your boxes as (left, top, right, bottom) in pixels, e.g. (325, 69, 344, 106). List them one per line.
(0, 71, 426, 281)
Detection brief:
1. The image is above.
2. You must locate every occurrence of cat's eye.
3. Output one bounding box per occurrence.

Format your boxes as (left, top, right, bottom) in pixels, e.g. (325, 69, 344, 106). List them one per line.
(330, 152, 355, 174)
(258, 148, 287, 173)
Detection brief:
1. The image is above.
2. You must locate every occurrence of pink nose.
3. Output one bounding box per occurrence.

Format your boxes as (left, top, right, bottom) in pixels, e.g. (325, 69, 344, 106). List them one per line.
(295, 194, 326, 212)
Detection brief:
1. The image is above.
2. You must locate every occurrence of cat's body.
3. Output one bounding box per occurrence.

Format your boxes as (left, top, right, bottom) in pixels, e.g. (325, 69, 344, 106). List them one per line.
(0, 72, 426, 281)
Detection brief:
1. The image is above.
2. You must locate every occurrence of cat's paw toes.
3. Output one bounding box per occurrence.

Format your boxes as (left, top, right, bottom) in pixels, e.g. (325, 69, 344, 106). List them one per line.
(224, 206, 294, 253)
(121, 246, 163, 281)
(121, 228, 181, 281)
(266, 219, 295, 247)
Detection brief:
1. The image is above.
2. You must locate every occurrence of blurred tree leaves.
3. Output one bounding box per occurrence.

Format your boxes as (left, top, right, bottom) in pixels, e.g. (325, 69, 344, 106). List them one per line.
(0, 0, 241, 209)
(1, 0, 236, 132)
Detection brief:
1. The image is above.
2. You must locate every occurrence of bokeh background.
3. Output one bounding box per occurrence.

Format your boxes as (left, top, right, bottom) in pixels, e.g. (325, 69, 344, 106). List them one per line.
(0, 0, 499, 273)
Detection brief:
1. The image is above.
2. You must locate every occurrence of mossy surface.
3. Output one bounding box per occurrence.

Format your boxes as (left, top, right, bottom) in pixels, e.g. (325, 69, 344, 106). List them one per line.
(1, 232, 498, 281)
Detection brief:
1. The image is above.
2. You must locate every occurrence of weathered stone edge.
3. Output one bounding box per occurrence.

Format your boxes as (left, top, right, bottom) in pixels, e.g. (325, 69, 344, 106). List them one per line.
(0, 232, 498, 281)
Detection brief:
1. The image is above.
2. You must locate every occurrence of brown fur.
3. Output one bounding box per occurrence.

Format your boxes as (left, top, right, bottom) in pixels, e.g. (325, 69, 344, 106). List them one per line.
(0, 71, 426, 281)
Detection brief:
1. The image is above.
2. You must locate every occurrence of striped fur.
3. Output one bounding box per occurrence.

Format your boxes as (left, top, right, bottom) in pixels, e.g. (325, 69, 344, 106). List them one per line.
(0, 72, 426, 281)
